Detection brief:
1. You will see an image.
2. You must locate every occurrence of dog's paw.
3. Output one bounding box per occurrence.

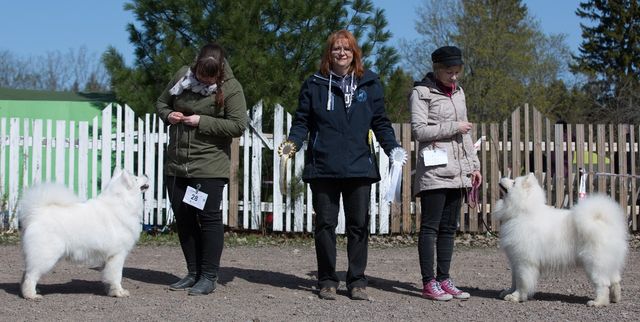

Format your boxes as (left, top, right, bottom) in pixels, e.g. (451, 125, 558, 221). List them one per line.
(498, 288, 512, 299)
(108, 288, 130, 298)
(504, 292, 522, 303)
(22, 293, 43, 300)
(587, 299, 609, 307)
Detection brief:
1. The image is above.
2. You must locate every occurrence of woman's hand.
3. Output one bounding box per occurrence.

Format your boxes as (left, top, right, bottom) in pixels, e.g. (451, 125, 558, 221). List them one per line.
(168, 111, 184, 125)
(182, 115, 200, 127)
(458, 121, 473, 134)
(471, 170, 482, 187)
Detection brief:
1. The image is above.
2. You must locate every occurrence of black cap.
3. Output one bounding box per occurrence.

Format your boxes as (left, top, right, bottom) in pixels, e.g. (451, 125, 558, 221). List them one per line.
(431, 46, 463, 66)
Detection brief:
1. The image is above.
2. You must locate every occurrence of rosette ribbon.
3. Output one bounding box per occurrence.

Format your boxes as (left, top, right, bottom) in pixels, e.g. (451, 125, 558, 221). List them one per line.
(278, 141, 297, 194)
(385, 147, 408, 203)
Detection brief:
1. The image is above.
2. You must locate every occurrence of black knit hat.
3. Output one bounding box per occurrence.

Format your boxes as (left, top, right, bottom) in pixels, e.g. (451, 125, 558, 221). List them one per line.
(431, 46, 463, 66)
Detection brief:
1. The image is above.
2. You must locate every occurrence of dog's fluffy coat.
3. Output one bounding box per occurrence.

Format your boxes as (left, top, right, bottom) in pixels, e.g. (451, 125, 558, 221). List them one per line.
(494, 173, 628, 307)
(18, 169, 149, 299)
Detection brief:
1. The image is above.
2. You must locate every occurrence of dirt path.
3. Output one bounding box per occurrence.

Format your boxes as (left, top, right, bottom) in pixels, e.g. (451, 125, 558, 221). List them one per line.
(1, 244, 638, 321)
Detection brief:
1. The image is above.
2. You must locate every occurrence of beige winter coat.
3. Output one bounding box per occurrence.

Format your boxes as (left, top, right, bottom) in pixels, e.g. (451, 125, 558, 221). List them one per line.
(410, 75, 480, 195)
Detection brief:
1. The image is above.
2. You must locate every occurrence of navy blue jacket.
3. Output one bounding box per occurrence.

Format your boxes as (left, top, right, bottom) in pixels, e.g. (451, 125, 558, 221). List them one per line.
(288, 69, 400, 183)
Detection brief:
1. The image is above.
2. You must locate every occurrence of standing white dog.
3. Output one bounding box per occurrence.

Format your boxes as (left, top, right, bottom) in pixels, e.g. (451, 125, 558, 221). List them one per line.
(18, 169, 149, 299)
(494, 173, 628, 307)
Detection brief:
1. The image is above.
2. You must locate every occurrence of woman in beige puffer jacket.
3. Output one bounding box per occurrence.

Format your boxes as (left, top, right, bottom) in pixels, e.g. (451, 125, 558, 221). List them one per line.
(410, 46, 481, 302)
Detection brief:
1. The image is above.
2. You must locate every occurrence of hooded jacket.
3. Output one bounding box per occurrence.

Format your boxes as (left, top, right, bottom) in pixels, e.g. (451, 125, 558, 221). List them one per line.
(156, 63, 247, 178)
(288, 69, 400, 183)
(410, 72, 480, 193)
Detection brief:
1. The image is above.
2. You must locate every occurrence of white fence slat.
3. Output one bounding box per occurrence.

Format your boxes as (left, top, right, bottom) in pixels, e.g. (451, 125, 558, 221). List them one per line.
(45, 119, 52, 182)
(222, 184, 228, 225)
(272, 104, 284, 231)
(91, 116, 98, 198)
(55, 120, 66, 184)
(143, 114, 153, 225)
(336, 195, 345, 234)
(115, 104, 122, 170)
(22, 119, 30, 190)
(250, 101, 263, 230)
(293, 131, 304, 232)
(377, 137, 390, 234)
(8, 118, 20, 229)
(306, 184, 313, 233)
(68, 121, 75, 188)
(137, 117, 143, 176)
(242, 122, 250, 229)
(156, 118, 165, 226)
(101, 105, 112, 189)
(124, 105, 134, 172)
(31, 120, 43, 185)
(285, 115, 294, 231)
(1, 118, 6, 195)
(78, 122, 89, 199)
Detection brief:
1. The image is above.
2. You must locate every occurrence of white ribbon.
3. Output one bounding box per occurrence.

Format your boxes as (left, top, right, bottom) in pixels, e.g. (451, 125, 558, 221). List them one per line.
(385, 147, 408, 203)
(578, 170, 587, 200)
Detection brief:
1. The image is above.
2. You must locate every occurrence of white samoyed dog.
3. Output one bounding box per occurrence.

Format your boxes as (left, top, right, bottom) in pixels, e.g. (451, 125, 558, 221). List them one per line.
(494, 173, 628, 307)
(18, 169, 149, 300)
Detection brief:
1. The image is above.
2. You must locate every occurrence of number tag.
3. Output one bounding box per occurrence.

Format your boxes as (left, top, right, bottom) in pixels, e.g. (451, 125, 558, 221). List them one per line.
(422, 148, 448, 166)
(183, 186, 208, 210)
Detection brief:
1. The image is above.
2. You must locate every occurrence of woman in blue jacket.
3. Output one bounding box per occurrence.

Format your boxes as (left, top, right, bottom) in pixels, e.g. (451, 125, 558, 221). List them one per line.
(281, 29, 402, 301)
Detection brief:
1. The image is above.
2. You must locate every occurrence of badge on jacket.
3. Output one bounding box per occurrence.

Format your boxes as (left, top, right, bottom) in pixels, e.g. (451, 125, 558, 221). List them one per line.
(356, 89, 367, 102)
(422, 148, 448, 166)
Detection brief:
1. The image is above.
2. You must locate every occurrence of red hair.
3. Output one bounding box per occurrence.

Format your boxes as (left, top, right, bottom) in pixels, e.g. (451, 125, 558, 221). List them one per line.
(319, 30, 364, 78)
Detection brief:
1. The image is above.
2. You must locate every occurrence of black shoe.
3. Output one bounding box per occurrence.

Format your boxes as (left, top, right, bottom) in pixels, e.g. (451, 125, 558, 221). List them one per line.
(318, 287, 337, 300)
(349, 287, 369, 301)
(169, 274, 197, 291)
(188, 277, 217, 296)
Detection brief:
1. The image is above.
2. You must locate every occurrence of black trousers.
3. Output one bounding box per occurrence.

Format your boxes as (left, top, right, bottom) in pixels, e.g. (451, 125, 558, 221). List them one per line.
(166, 176, 226, 280)
(310, 179, 371, 290)
(418, 188, 464, 283)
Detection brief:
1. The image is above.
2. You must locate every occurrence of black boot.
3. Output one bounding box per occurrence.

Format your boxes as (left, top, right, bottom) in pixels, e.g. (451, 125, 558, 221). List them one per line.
(188, 277, 217, 296)
(169, 273, 197, 291)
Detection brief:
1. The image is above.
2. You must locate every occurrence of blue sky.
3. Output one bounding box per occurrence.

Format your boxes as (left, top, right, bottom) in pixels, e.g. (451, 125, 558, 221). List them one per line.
(0, 0, 583, 67)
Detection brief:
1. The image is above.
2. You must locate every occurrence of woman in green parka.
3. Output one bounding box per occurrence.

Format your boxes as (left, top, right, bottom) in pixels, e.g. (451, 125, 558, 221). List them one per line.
(156, 43, 247, 296)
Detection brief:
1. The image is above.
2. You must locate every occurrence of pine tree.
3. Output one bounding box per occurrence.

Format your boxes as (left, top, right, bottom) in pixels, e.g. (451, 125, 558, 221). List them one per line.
(572, 0, 640, 123)
(103, 0, 399, 115)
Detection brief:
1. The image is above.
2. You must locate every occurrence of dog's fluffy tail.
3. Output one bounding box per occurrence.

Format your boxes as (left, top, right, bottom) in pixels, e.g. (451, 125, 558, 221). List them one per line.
(18, 183, 82, 227)
(571, 194, 628, 266)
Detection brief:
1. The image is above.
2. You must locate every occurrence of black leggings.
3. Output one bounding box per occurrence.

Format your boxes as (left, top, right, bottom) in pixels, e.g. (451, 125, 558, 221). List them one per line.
(418, 188, 464, 283)
(166, 176, 226, 280)
(310, 179, 371, 290)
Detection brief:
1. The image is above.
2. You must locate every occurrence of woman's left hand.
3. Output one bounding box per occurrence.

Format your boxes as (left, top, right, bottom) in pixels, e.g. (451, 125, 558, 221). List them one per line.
(182, 115, 200, 127)
(471, 170, 482, 187)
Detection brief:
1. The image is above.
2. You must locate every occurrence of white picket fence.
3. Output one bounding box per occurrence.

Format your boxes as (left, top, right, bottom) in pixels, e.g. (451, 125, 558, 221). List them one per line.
(0, 102, 396, 234)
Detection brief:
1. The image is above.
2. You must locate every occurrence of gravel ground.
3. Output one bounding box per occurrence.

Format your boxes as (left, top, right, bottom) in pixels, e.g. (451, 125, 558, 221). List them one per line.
(1, 235, 639, 321)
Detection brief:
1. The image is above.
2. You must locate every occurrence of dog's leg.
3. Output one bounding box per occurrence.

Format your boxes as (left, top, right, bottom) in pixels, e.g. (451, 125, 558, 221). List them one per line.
(499, 270, 517, 299)
(21, 244, 62, 300)
(102, 252, 129, 297)
(588, 283, 610, 307)
(505, 265, 538, 302)
(21, 271, 42, 300)
(609, 279, 622, 303)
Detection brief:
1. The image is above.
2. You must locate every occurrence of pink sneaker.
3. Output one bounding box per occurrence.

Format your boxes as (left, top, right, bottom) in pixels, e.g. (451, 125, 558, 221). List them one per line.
(422, 279, 453, 301)
(440, 278, 470, 299)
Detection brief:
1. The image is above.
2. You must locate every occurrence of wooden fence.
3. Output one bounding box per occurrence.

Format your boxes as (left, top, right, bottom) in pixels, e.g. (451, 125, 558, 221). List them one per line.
(1, 103, 638, 233)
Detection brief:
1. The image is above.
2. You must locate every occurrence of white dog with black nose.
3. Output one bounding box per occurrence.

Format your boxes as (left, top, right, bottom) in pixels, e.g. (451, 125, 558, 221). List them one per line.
(18, 169, 149, 300)
(494, 173, 628, 307)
